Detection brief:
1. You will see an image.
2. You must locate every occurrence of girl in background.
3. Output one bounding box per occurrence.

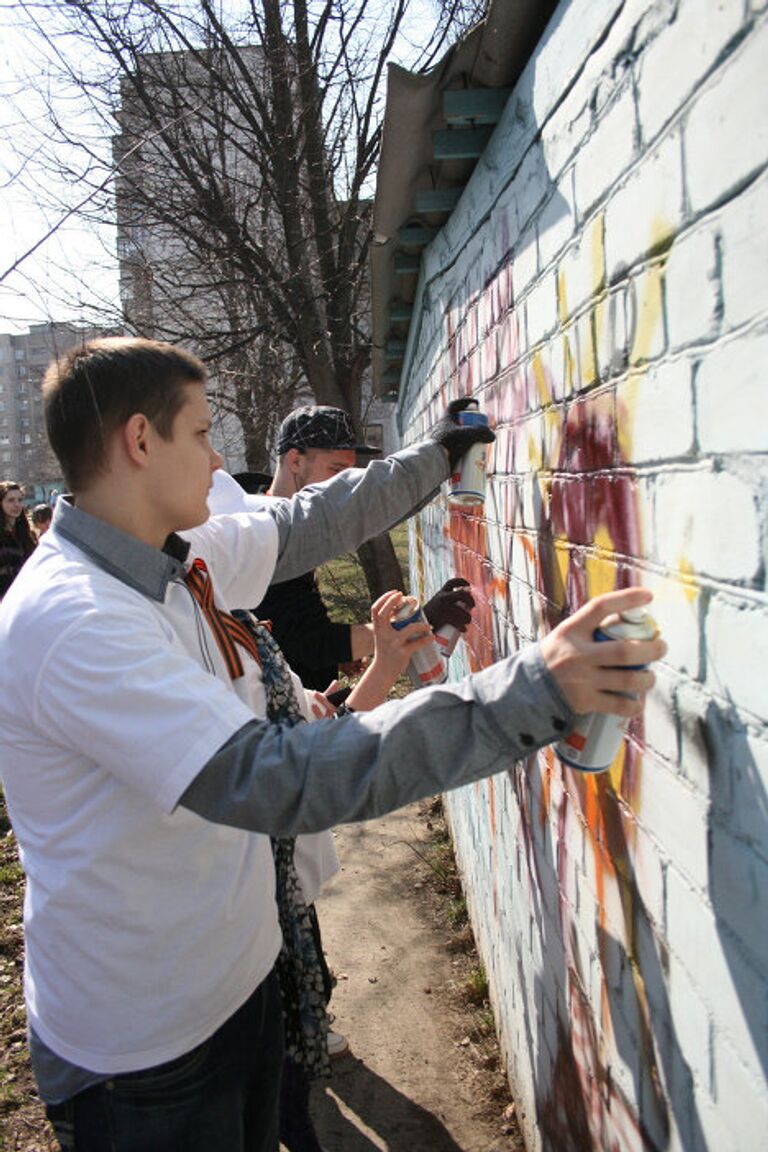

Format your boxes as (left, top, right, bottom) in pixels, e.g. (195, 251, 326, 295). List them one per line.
(0, 481, 37, 599)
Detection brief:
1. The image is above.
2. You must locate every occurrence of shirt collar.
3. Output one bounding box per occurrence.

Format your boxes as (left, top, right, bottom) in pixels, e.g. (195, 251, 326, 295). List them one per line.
(53, 497, 191, 602)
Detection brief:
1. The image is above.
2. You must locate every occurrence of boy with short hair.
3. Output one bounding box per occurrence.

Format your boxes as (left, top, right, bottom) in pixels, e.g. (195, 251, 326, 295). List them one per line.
(0, 337, 664, 1152)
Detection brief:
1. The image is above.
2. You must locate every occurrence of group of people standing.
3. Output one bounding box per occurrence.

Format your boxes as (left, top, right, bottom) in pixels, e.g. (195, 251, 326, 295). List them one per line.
(0, 336, 664, 1152)
(0, 481, 52, 600)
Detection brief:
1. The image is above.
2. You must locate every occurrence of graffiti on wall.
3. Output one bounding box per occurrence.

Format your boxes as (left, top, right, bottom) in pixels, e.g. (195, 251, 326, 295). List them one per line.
(412, 216, 707, 1150)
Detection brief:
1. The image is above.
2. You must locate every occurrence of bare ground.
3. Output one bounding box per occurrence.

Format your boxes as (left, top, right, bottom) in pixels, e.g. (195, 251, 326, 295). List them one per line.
(0, 795, 523, 1152)
(308, 799, 524, 1152)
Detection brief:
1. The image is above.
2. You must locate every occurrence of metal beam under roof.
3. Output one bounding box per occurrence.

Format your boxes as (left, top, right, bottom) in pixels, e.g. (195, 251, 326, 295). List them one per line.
(370, 0, 560, 399)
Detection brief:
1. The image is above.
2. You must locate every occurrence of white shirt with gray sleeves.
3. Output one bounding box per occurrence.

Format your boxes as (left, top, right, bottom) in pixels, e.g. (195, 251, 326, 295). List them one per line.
(0, 439, 574, 1102)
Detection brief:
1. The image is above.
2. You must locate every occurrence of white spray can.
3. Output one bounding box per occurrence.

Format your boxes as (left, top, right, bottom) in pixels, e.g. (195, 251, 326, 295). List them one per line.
(434, 622, 461, 657)
(448, 400, 490, 507)
(391, 596, 447, 688)
(555, 606, 659, 773)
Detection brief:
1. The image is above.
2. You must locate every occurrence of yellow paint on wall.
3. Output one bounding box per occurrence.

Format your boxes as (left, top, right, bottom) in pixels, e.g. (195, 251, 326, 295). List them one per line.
(557, 269, 570, 327)
(580, 318, 598, 390)
(630, 261, 665, 367)
(591, 214, 606, 299)
(617, 369, 643, 461)
(532, 351, 552, 408)
(585, 524, 617, 598)
(544, 408, 563, 470)
(616, 219, 671, 460)
(554, 540, 570, 585)
(608, 741, 627, 792)
(677, 557, 700, 604)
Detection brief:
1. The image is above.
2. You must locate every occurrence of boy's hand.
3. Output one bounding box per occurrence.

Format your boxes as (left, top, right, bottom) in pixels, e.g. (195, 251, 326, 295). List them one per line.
(423, 577, 474, 633)
(369, 591, 433, 682)
(540, 588, 667, 716)
(429, 398, 495, 469)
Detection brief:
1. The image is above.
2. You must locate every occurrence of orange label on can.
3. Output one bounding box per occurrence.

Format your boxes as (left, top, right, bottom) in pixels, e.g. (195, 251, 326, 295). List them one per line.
(565, 729, 587, 751)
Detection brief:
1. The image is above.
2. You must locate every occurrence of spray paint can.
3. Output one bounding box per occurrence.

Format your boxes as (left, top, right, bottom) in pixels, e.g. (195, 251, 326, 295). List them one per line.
(448, 400, 490, 507)
(434, 622, 461, 657)
(555, 606, 659, 773)
(392, 596, 447, 688)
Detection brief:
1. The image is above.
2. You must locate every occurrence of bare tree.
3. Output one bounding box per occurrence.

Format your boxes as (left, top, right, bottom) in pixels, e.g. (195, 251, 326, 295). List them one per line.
(2, 0, 484, 588)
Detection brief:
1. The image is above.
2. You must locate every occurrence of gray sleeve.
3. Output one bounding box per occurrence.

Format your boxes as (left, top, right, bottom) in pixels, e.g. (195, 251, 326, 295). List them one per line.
(267, 440, 448, 582)
(179, 646, 576, 834)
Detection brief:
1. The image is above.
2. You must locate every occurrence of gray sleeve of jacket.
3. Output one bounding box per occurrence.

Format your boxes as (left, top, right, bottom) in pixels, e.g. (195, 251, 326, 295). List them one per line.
(267, 440, 448, 583)
(179, 646, 576, 834)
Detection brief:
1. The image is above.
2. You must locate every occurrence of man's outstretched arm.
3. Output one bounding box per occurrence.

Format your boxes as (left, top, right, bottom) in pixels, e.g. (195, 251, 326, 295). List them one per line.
(181, 589, 666, 835)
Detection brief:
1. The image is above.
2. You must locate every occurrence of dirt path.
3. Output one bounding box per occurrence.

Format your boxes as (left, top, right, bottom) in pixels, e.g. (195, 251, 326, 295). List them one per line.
(0, 798, 523, 1151)
(306, 802, 523, 1152)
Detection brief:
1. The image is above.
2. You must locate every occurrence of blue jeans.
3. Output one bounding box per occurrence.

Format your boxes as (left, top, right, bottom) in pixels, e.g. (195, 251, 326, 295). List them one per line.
(46, 970, 284, 1152)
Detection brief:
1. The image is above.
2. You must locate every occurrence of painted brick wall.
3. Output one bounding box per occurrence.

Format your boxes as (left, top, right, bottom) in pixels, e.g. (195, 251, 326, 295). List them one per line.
(395, 2, 768, 1149)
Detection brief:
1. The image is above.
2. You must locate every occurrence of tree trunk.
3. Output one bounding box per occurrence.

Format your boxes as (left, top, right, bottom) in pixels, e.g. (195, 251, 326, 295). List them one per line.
(357, 534, 404, 600)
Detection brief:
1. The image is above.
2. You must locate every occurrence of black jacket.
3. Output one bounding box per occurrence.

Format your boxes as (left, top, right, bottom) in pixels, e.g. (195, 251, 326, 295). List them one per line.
(256, 568, 352, 691)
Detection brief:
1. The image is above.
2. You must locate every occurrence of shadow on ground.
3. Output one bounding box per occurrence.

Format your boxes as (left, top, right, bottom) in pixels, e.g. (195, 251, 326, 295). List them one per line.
(311, 1053, 464, 1152)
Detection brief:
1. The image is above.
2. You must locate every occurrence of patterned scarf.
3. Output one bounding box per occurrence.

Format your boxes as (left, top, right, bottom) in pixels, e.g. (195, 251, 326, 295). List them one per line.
(231, 610, 331, 1080)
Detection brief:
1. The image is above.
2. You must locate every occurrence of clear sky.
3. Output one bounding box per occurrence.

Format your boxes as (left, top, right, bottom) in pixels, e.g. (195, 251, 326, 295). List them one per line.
(0, 0, 120, 332)
(0, 0, 462, 335)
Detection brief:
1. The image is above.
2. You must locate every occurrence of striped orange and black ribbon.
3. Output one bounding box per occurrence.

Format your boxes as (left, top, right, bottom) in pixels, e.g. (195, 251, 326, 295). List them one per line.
(184, 557, 260, 680)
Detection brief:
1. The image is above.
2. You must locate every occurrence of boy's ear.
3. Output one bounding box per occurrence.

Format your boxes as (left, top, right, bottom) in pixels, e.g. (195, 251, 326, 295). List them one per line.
(122, 413, 152, 469)
(286, 447, 302, 475)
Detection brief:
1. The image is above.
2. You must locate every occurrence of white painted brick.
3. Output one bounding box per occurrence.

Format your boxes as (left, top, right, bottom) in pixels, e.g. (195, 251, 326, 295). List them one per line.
(638, 760, 709, 888)
(708, 821, 768, 968)
(698, 331, 768, 453)
(529, 0, 625, 127)
(394, 4, 768, 1146)
(489, 189, 519, 265)
(667, 952, 712, 1095)
(694, 1095, 741, 1152)
(541, 81, 593, 180)
(706, 595, 768, 722)
(723, 167, 768, 324)
(676, 679, 716, 794)
(686, 18, 768, 214)
(513, 222, 538, 297)
(732, 732, 768, 847)
(642, 672, 680, 767)
(617, 357, 694, 462)
(653, 470, 761, 583)
(637, 0, 745, 143)
(664, 225, 720, 350)
(574, 83, 637, 219)
(666, 865, 768, 1078)
(571, 307, 599, 393)
(604, 130, 684, 280)
(524, 271, 557, 348)
(515, 142, 551, 234)
(537, 172, 575, 268)
(630, 817, 667, 930)
(558, 215, 606, 320)
(594, 284, 629, 378)
(712, 1032, 768, 1152)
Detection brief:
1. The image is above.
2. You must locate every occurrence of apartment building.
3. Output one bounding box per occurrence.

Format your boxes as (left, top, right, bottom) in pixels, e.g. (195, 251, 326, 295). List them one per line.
(113, 47, 395, 471)
(0, 322, 120, 500)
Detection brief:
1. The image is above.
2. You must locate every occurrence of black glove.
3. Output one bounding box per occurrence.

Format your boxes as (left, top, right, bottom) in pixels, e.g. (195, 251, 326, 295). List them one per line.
(429, 398, 495, 470)
(423, 577, 475, 633)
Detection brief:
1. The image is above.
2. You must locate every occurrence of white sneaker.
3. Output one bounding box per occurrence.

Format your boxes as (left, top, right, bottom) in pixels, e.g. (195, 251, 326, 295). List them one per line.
(327, 1029, 350, 1059)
